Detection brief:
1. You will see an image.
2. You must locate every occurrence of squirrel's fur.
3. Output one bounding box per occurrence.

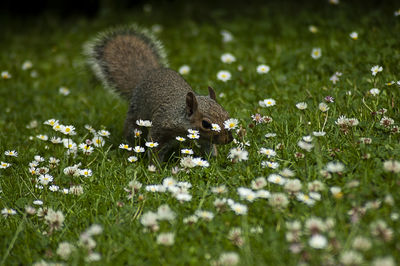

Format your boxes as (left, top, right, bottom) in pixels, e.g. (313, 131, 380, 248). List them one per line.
(85, 25, 232, 161)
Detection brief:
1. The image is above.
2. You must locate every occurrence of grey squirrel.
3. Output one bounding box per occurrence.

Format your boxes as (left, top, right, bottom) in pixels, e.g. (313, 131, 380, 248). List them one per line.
(84, 25, 233, 161)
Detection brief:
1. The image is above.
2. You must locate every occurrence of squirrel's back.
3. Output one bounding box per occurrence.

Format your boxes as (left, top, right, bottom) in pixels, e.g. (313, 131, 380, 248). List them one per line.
(84, 25, 168, 99)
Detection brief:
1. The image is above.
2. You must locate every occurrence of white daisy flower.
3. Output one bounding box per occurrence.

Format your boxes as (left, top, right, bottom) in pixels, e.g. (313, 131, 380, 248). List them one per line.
(119, 143, 132, 151)
(181, 149, 194, 155)
(221, 53, 236, 64)
(349, 32, 358, 40)
(5, 150, 18, 157)
(259, 148, 276, 158)
(0, 162, 11, 169)
(133, 146, 145, 153)
(257, 64, 270, 74)
(211, 123, 221, 132)
(259, 98, 276, 107)
(371, 65, 383, 76)
(311, 48, 321, 59)
(176, 136, 186, 142)
(59, 87, 70, 95)
(224, 118, 239, 130)
(36, 134, 48, 141)
(136, 119, 152, 127)
(145, 142, 159, 148)
(92, 136, 105, 147)
(178, 65, 190, 75)
(217, 70, 231, 82)
(127, 156, 138, 163)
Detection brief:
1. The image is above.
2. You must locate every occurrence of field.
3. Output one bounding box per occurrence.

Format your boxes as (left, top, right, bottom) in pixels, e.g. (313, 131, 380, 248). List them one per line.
(1, 1, 400, 265)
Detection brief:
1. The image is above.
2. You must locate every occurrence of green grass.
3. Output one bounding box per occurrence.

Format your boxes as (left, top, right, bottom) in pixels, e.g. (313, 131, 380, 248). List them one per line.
(1, 1, 400, 265)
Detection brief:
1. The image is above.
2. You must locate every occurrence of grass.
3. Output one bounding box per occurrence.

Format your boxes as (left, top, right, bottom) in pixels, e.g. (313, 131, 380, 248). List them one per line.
(1, 1, 400, 265)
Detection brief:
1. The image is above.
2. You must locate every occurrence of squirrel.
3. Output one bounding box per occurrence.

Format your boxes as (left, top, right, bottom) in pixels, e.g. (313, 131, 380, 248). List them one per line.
(84, 25, 233, 161)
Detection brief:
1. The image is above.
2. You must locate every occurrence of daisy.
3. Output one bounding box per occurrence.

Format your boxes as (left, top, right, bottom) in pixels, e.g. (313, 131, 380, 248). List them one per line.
(318, 102, 329, 112)
(217, 70, 231, 82)
(296, 193, 316, 206)
(63, 139, 77, 150)
(349, 32, 358, 40)
(34, 155, 45, 162)
(79, 143, 94, 154)
(259, 148, 276, 158)
(383, 160, 400, 173)
(228, 147, 248, 162)
(369, 88, 380, 96)
(371, 65, 383, 76)
(230, 203, 248, 215)
(92, 136, 105, 147)
(298, 140, 314, 152)
(175, 193, 192, 202)
(119, 143, 132, 151)
(85, 124, 96, 134)
(187, 133, 200, 139)
(5, 150, 18, 157)
(311, 48, 321, 59)
(237, 187, 256, 202)
(97, 130, 110, 137)
(224, 118, 239, 130)
(175, 136, 186, 142)
(44, 119, 59, 127)
(221, 30, 233, 43)
(36, 134, 48, 141)
(178, 65, 190, 75)
(127, 156, 138, 163)
(145, 185, 166, 193)
(309, 234, 327, 249)
(52, 123, 63, 132)
(156, 232, 175, 246)
(49, 185, 59, 192)
(1, 71, 11, 79)
(221, 53, 236, 64)
(211, 123, 221, 132)
(256, 190, 271, 199)
(267, 174, 286, 185)
(262, 161, 279, 169)
(330, 186, 343, 199)
(145, 142, 159, 148)
(181, 149, 194, 155)
(61, 125, 76, 135)
(38, 174, 53, 185)
(136, 119, 152, 127)
(192, 157, 210, 167)
(133, 129, 142, 138)
(0, 162, 11, 169)
(195, 210, 214, 221)
(251, 177, 267, 190)
(269, 193, 289, 209)
(257, 64, 270, 74)
(22, 60, 33, 70)
(330, 71, 342, 84)
(80, 169, 92, 177)
(211, 185, 227, 194)
(133, 146, 145, 153)
(296, 102, 308, 110)
(59, 87, 70, 96)
(325, 161, 345, 173)
(259, 98, 276, 107)
(308, 25, 318, 33)
(1, 208, 16, 217)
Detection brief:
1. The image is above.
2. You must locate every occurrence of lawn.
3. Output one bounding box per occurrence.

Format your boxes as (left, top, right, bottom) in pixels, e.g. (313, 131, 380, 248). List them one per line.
(1, 1, 400, 265)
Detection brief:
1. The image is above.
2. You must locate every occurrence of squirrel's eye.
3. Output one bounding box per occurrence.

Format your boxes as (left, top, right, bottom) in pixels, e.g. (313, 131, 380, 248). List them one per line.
(202, 120, 212, 130)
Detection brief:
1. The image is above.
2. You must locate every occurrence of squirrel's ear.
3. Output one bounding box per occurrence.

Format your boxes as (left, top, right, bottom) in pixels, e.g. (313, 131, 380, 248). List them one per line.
(208, 86, 217, 101)
(186, 92, 198, 117)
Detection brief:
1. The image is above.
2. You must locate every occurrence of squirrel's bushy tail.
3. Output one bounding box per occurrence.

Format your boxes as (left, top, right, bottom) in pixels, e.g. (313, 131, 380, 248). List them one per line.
(84, 25, 168, 99)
